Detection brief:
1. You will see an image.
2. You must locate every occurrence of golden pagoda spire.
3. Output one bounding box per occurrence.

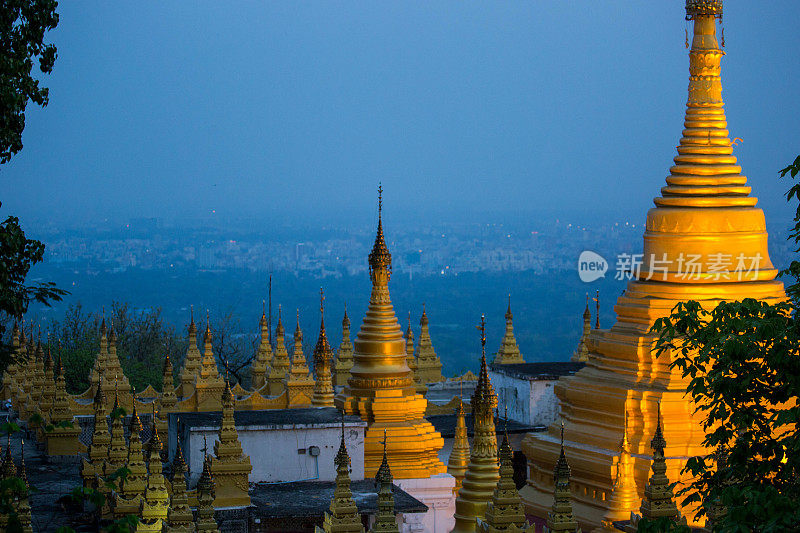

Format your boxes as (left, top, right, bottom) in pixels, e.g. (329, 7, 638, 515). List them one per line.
(15, 439, 34, 533)
(284, 308, 315, 407)
(106, 381, 129, 475)
(267, 305, 291, 396)
(30, 329, 47, 422)
(639, 403, 679, 520)
(317, 417, 365, 533)
(370, 430, 399, 533)
(522, 2, 787, 527)
(415, 303, 444, 383)
(479, 415, 534, 532)
(158, 353, 177, 434)
(210, 377, 252, 507)
(404, 311, 424, 394)
(165, 445, 193, 532)
(452, 314, 500, 532)
(250, 300, 272, 390)
(312, 288, 335, 407)
(335, 187, 445, 479)
(1, 433, 17, 479)
(493, 295, 525, 365)
(41, 343, 55, 418)
(594, 411, 638, 532)
(83, 376, 111, 488)
(178, 305, 202, 398)
(1, 319, 23, 402)
(544, 423, 581, 533)
(119, 397, 147, 500)
(571, 295, 591, 363)
(44, 352, 83, 456)
(199, 312, 222, 381)
(138, 420, 169, 532)
(105, 325, 131, 404)
(333, 303, 354, 388)
(195, 448, 221, 533)
(447, 396, 471, 496)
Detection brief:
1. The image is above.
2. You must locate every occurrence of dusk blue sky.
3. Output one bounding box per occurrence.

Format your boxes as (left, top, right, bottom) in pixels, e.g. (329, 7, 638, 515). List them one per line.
(2, 1, 798, 228)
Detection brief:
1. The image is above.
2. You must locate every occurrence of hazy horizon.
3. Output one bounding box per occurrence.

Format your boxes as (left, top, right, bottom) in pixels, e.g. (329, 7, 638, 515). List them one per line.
(2, 2, 799, 230)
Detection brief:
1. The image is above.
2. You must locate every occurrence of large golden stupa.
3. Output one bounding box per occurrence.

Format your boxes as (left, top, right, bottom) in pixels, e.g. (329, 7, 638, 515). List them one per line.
(335, 187, 446, 479)
(521, 0, 786, 528)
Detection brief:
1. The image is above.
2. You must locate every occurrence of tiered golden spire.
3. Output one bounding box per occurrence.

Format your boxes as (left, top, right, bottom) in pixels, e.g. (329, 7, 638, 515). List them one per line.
(15, 439, 34, 533)
(41, 344, 55, 417)
(83, 378, 111, 488)
(571, 295, 591, 363)
(106, 384, 129, 476)
(639, 404, 679, 520)
(452, 315, 500, 532)
(370, 430, 398, 533)
(333, 304, 354, 388)
(199, 314, 223, 383)
(250, 301, 272, 390)
(165, 445, 194, 532)
(195, 448, 221, 533)
(414, 304, 444, 383)
(404, 312, 424, 394)
(594, 412, 638, 532)
(159, 353, 177, 412)
(447, 396, 471, 496)
(316, 418, 365, 533)
(284, 309, 315, 407)
(479, 417, 534, 532)
(178, 306, 202, 399)
(312, 289, 336, 407)
(335, 188, 445, 479)
(118, 399, 147, 504)
(493, 295, 525, 365)
(544, 424, 581, 533)
(1, 320, 22, 402)
(267, 306, 291, 396)
(522, 1, 787, 527)
(210, 377, 252, 507)
(138, 422, 169, 532)
(30, 330, 47, 423)
(44, 352, 83, 456)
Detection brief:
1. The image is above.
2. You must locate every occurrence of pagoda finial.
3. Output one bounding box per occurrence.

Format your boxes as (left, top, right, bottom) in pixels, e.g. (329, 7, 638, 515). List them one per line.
(595, 290, 600, 329)
(639, 400, 680, 521)
(686, 0, 723, 20)
(371, 429, 398, 533)
(368, 184, 392, 282)
(312, 287, 335, 407)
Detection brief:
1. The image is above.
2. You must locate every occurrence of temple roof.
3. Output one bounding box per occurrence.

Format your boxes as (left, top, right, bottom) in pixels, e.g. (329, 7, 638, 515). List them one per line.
(489, 362, 585, 381)
(428, 413, 543, 438)
(170, 407, 366, 431)
(250, 479, 427, 520)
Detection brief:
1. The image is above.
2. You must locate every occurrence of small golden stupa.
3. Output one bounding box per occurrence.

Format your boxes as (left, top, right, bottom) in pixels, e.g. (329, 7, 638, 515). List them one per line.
(493, 296, 525, 365)
(335, 188, 445, 479)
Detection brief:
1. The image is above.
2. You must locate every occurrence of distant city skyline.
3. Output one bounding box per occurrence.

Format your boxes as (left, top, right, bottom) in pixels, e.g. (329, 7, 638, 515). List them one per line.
(2, 2, 799, 228)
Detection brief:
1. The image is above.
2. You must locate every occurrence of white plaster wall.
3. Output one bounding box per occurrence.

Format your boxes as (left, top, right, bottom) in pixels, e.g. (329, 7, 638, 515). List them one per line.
(184, 423, 365, 485)
(529, 380, 560, 426)
(489, 370, 561, 427)
(396, 474, 456, 533)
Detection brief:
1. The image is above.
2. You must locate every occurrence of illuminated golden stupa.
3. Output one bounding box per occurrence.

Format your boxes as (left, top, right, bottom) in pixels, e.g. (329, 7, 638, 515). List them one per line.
(521, 0, 786, 528)
(335, 187, 446, 479)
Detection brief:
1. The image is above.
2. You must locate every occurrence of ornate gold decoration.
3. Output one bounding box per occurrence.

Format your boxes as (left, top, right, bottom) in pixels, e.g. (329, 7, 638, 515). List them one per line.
(316, 418, 365, 533)
(335, 189, 445, 479)
(195, 448, 221, 533)
(267, 305, 291, 396)
(448, 397, 471, 496)
(333, 304, 354, 388)
(570, 295, 591, 363)
(44, 352, 84, 456)
(138, 421, 170, 532)
(593, 411, 639, 532)
(415, 304, 445, 383)
(521, 3, 786, 527)
(312, 289, 336, 407)
(452, 315, 500, 532)
(178, 306, 202, 399)
(478, 418, 535, 532)
(210, 378, 252, 508)
(543, 424, 581, 533)
(493, 295, 525, 365)
(165, 445, 194, 532)
(370, 430, 399, 533)
(250, 302, 272, 390)
(284, 309, 315, 407)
